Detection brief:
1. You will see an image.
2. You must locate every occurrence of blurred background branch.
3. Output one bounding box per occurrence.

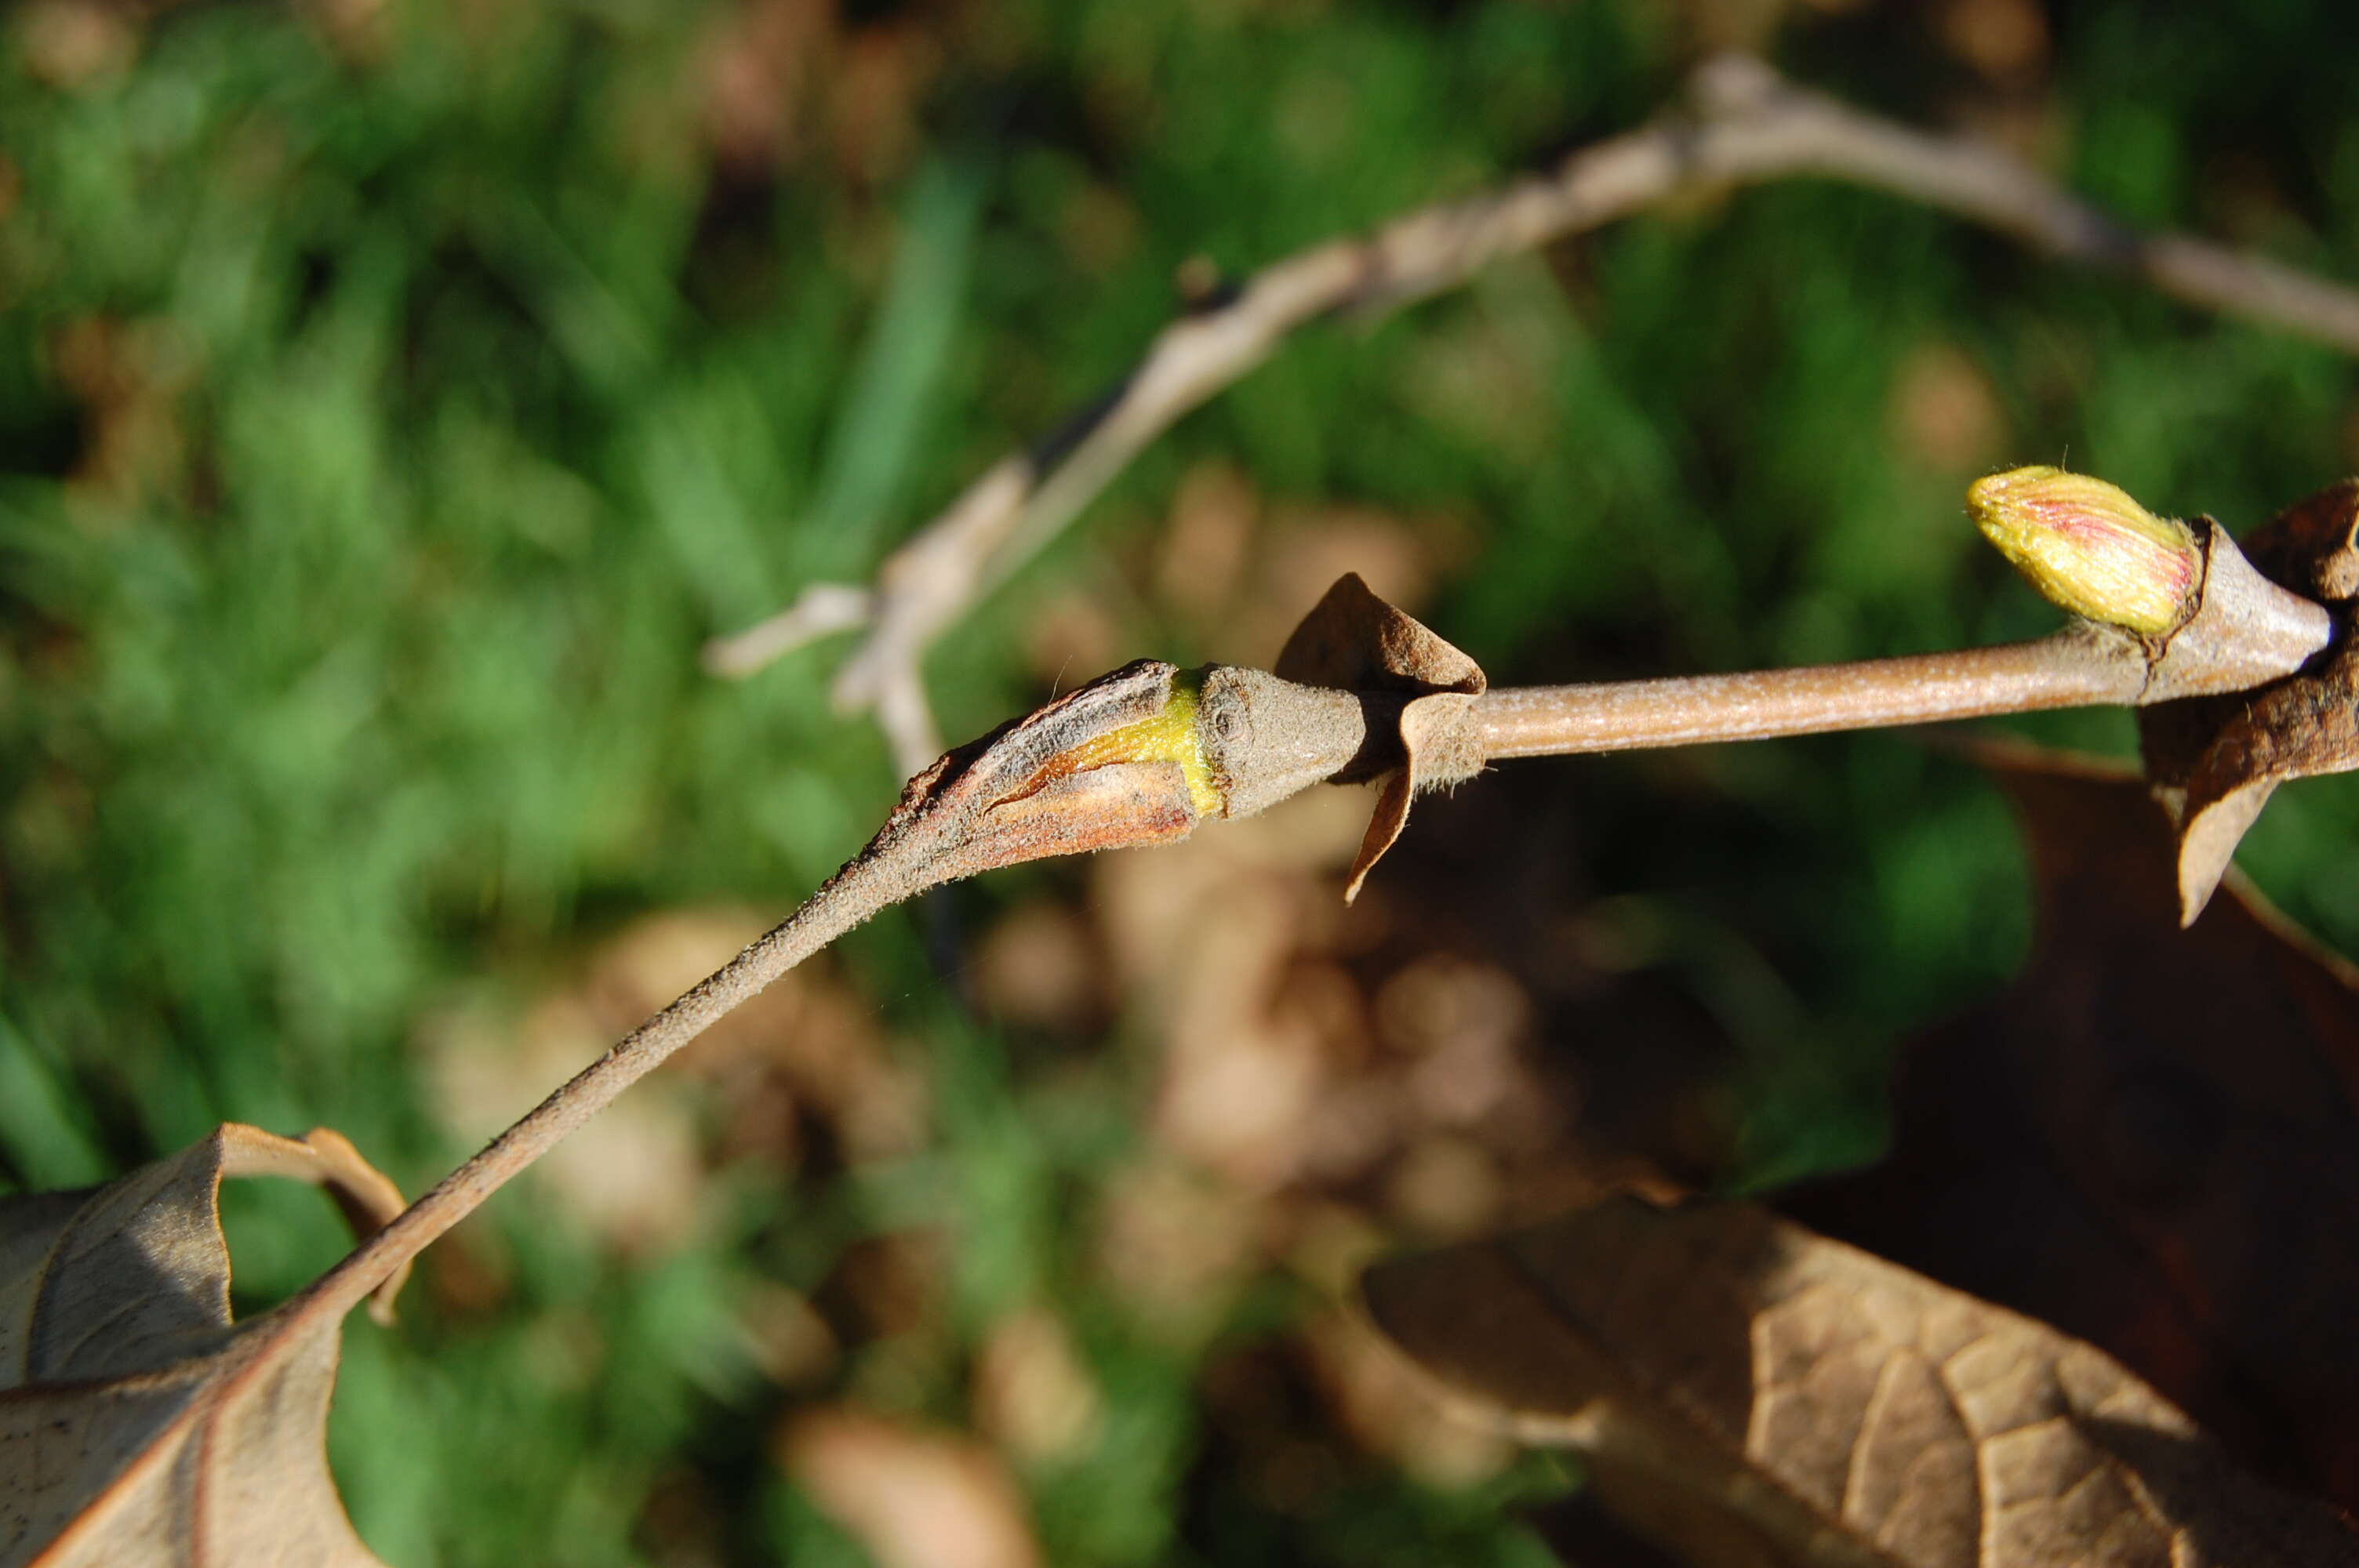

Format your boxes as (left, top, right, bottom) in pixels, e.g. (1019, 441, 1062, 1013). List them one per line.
(707, 53, 2359, 774)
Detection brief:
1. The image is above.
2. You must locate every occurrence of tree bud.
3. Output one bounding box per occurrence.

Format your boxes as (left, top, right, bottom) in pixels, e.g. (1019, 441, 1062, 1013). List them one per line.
(1968, 466, 2201, 637)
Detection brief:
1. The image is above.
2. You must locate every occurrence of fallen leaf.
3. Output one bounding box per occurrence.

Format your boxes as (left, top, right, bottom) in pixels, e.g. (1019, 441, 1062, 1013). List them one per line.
(2139, 480, 2359, 921)
(735, 1282, 838, 1391)
(2, 1123, 408, 1567)
(1154, 461, 1258, 625)
(972, 1305, 1103, 1466)
(1888, 341, 2002, 473)
(1274, 573, 1488, 899)
(1090, 1156, 1263, 1348)
(778, 1409, 1041, 1568)
(1143, 849, 1355, 1186)
(1092, 786, 1369, 1188)
(1786, 745, 2359, 1511)
(690, 0, 833, 173)
(1361, 1195, 2359, 1568)
(424, 985, 705, 1257)
(971, 899, 1108, 1036)
(1382, 1133, 1507, 1240)
(1299, 1305, 1513, 1489)
(1936, 0, 2050, 79)
(14, 2, 136, 91)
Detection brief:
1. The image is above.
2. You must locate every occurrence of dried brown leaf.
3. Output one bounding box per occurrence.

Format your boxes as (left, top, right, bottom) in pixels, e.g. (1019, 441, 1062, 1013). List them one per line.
(1154, 461, 1259, 624)
(779, 1409, 1042, 1568)
(1274, 573, 1487, 899)
(1523, 1489, 1704, 1568)
(1787, 746, 2359, 1511)
(2, 1123, 408, 1568)
(1300, 1305, 1514, 1488)
(1888, 342, 2002, 473)
(2141, 481, 2359, 921)
(1091, 1156, 1263, 1348)
(972, 1306, 1103, 1466)
(971, 900, 1107, 1036)
(1361, 1196, 2359, 1568)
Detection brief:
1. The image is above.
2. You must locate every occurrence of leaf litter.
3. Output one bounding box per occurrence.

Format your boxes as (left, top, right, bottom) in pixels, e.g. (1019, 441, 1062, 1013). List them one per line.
(2, 1125, 406, 1568)
(1361, 1195, 2359, 1568)
(1789, 744, 2359, 1513)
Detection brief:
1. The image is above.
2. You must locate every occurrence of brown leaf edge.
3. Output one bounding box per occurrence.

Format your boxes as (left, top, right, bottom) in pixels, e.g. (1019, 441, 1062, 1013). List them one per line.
(1787, 739, 2359, 1515)
(1360, 1195, 2359, 1568)
(2141, 480, 2359, 924)
(1273, 572, 1488, 900)
(2, 1123, 409, 1567)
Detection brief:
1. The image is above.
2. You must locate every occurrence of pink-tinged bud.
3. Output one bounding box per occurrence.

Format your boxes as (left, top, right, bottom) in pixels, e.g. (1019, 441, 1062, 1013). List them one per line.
(1967, 466, 2201, 637)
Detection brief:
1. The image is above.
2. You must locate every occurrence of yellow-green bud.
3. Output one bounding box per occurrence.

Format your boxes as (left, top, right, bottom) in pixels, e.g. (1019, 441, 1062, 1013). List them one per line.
(1055, 668, 1223, 816)
(1967, 466, 2201, 637)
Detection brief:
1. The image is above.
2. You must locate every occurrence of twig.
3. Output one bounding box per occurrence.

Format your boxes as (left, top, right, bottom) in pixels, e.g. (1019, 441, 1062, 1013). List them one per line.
(874, 662, 947, 778)
(706, 53, 2359, 749)
(700, 583, 872, 679)
(1475, 510, 2340, 758)
(300, 855, 884, 1320)
(293, 489, 2339, 1319)
(291, 660, 1213, 1320)
(1474, 633, 2132, 758)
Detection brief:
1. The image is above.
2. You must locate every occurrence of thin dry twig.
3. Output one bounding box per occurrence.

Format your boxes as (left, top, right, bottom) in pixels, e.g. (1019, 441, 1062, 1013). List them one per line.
(705, 54, 2359, 760)
(1474, 636, 2132, 757)
(297, 848, 885, 1320)
(293, 660, 1222, 1318)
(702, 583, 873, 680)
(1477, 514, 2338, 757)
(295, 484, 2338, 1321)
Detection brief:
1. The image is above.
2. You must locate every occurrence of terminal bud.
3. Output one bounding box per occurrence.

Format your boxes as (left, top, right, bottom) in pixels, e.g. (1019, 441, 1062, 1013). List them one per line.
(1969, 466, 2201, 637)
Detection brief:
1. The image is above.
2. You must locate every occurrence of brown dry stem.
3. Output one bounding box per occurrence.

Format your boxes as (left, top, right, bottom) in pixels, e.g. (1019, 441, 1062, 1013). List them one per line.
(19, 532, 2335, 1562)
(1476, 520, 2335, 760)
(706, 55, 2359, 771)
(1476, 632, 2137, 759)
(240, 517, 2345, 1381)
(293, 661, 1229, 1321)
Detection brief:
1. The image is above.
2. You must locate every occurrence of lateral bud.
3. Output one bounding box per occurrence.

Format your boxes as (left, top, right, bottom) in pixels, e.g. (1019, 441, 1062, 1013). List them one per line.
(1194, 666, 1371, 820)
(1968, 466, 2201, 638)
(849, 660, 1212, 897)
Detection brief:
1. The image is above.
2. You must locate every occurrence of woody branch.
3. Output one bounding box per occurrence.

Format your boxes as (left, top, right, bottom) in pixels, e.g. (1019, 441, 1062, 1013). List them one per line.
(704, 55, 2359, 775)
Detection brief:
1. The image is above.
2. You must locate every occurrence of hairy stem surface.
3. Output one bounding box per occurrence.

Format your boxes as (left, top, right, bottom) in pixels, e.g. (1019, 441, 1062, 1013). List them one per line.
(296, 861, 893, 1322)
(1475, 634, 2139, 759)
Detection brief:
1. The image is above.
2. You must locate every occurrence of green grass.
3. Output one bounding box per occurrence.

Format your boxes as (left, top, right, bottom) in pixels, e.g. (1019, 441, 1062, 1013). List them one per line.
(5, 0, 2358, 1562)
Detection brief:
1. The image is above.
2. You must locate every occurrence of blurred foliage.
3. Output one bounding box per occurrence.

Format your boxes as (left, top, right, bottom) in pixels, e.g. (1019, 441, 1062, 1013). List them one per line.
(4, 0, 2358, 1563)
